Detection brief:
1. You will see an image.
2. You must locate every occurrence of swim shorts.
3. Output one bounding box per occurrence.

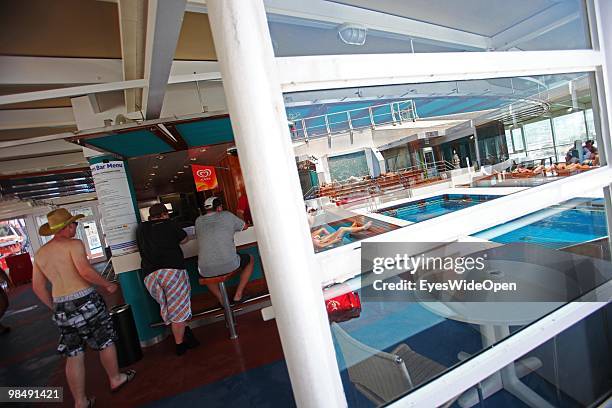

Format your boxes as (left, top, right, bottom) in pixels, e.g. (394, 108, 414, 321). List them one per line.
(52, 287, 117, 357)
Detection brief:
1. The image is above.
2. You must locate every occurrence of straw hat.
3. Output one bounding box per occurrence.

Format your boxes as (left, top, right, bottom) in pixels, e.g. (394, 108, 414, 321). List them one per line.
(39, 208, 85, 236)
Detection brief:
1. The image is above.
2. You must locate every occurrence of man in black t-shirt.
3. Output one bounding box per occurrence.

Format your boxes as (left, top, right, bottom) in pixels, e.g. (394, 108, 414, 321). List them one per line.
(136, 203, 199, 355)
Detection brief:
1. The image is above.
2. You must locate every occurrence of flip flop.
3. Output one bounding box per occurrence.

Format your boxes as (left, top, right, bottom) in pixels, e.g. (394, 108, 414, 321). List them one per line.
(110, 369, 136, 393)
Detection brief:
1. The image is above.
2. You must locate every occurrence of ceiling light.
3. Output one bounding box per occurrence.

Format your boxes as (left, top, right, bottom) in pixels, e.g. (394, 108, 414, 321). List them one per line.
(157, 155, 164, 160)
(190, 157, 197, 161)
(173, 175, 179, 179)
(150, 173, 156, 176)
(200, 148, 207, 152)
(177, 171, 184, 174)
(184, 165, 190, 169)
(170, 180, 175, 183)
(152, 165, 159, 169)
(338, 23, 367, 46)
(148, 178, 153, 181)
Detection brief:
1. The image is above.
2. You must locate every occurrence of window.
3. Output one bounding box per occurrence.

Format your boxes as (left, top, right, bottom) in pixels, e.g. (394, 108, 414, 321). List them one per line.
(585, 108, 597, 139)
(553, 110, 588, 146)
(267, 0, 591, 57)
(504, 130, 514, 154)
(512, 127, 524, 151)
(523, 119, 554, 159)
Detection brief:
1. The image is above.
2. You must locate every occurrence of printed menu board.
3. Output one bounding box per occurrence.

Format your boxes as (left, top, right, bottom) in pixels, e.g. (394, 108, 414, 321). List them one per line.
(90, 161, 139, 256)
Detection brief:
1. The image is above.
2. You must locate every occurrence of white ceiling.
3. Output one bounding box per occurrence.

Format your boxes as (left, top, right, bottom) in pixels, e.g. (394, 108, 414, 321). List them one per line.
(330, 0, 561, 36)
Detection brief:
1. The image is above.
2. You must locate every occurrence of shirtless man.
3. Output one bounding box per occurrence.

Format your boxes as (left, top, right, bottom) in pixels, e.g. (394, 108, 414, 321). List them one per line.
(32, 208, 135, 408)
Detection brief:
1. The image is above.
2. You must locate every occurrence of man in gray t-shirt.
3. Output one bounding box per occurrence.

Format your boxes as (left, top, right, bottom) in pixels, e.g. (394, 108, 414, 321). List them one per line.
(195, 197, 254, 303)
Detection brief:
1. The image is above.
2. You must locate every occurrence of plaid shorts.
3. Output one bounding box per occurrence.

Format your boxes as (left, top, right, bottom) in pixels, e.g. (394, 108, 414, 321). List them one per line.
(144, 269, 192, 324)
(52, 288, 117, 357)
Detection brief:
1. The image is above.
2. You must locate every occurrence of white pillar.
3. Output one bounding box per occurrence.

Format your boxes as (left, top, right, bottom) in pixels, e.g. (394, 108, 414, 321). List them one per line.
(206, 2, 347, 407)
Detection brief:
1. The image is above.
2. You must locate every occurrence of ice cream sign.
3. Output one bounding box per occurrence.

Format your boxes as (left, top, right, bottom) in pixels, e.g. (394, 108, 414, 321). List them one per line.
(191, 165, 218, 191)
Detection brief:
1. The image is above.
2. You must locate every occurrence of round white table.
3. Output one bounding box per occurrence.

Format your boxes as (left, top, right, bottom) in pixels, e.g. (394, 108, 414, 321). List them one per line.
(416, 260, 568, 408)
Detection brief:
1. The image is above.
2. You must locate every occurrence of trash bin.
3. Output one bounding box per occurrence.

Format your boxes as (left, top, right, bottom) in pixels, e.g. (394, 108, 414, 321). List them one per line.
(110, 304, 142, 368)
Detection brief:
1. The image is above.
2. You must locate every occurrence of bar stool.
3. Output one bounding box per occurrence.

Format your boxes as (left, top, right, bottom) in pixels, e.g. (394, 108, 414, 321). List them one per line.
(198, 268, 241, 340)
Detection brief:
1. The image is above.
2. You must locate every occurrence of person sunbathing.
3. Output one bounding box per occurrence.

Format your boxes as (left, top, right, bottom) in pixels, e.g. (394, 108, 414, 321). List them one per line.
(511, 165, 534, 176)
(311, 221, 373, 249)
(554, 162, 594, 174)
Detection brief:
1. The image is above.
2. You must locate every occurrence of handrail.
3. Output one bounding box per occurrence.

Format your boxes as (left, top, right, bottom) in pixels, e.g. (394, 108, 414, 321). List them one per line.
(289, 99, 418, 142)
(303, 185, 319, 199)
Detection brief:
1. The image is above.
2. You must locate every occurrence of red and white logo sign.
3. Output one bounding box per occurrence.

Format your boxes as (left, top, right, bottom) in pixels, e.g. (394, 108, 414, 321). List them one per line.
(191, 165, 218, 191)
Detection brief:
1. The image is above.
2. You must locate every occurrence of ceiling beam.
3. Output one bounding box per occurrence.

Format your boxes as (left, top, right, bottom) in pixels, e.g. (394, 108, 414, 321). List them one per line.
(0, 79, 147, 106)
(0, 140, 82, 162)
(490, 2, 581, 51)
(142, 0, 187, 119)
(0, 57, 220, 87)
(0, 152, 89, 177)
(118, 0, 147, 112)
(0, 56, 123, 85)
(0, 108, 75, 130)
(0, 166, 91, 181)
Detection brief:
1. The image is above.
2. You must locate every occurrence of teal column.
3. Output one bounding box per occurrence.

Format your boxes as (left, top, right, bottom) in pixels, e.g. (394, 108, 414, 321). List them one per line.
(89, 155, 165, 343)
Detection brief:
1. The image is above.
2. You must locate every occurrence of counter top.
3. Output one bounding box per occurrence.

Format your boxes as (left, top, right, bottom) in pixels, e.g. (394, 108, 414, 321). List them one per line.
(111, 226, 257, 274)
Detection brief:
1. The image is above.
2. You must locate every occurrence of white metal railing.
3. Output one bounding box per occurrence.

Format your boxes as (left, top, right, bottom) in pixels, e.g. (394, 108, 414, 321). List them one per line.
(289, 99, 418, 141)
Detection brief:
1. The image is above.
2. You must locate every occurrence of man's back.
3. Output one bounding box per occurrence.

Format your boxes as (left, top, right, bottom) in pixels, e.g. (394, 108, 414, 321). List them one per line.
(136, 219, 186, 276)
(34, 238, 90, 298)
(196, 211, 244, 277)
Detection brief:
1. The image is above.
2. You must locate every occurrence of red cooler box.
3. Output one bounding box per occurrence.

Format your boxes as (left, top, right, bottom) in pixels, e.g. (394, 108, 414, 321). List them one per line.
(6, 253, 33, 286)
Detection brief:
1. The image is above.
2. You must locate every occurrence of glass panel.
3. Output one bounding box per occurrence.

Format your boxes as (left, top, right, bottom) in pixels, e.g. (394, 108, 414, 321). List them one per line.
(511, 128, 524, 151)
(585, 108, 597, 139)
(70, 207, 94, 218)
(331, 189, 611, 406)
(552, 110, 588, 148)
(438, 304, 612, 408)
(504, 130, 514, 154)
(523, 119, 554, 154)
(267, 0, 591, 56)
(294, 72, 605, 254)
(328, 151, 370, 182)
(0, 218, 32, 272)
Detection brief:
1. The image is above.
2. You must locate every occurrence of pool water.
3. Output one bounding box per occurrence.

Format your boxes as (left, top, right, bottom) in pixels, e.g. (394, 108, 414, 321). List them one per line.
(474, 198, 608, 248)
(380, 194, 499, 223)
(311, 218, 398, 252)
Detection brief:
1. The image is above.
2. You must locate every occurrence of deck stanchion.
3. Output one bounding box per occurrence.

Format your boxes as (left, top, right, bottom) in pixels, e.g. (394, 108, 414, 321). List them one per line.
(206, 1, 347, 407)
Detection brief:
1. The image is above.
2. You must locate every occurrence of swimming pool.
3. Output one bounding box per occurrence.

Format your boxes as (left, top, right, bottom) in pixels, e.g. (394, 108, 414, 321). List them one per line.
(380, 194, 499, 223)
(474, 198, 608, 248)
(311, 216, 399, 252)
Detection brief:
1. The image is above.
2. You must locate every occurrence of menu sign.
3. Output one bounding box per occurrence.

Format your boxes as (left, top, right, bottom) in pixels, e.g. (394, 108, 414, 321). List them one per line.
(191, 165, 218, 191)
(90, 161, 139, 257)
